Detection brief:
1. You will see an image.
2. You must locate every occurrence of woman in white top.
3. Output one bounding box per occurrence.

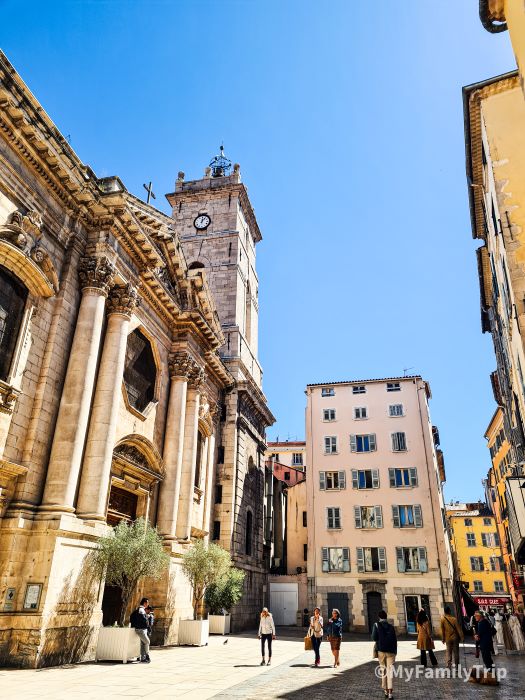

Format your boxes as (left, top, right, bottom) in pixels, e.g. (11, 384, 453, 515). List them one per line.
(309, 607, 324, 666)
(258, 607, 276, 665)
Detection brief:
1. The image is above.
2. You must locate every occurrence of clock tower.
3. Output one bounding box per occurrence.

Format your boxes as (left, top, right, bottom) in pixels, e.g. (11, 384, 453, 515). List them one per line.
(167, 148, 274, 628)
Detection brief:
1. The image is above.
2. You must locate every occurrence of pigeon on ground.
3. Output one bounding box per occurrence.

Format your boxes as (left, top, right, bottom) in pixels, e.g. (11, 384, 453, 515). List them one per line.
(223, 639, 228, 644)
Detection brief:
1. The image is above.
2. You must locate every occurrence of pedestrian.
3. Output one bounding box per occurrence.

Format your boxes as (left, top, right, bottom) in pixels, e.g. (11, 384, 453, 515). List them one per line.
(371, 610, 397, 700)
(416, 609, 438, 667)
(470, 611, 481, 657)
(309, 607, 324, 666)
(326, 608, 342, 668)
(146, 605, 155, 639)
(473, 610, 495, 673)
(130, 597, 151, 663)
(258, 607, 276, 666)
(440, 606, 464, 669)
(508, 611, 525, 650)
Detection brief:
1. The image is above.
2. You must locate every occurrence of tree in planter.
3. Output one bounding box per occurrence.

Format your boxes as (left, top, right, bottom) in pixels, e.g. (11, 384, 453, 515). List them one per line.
(92, 517, 169, 627)
(181, 540, 231, 620)
(205, 567, 245, 615)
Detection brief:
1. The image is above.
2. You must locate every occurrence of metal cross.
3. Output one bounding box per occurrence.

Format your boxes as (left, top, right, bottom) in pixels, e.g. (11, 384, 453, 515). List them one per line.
(143, 181, 156, 204)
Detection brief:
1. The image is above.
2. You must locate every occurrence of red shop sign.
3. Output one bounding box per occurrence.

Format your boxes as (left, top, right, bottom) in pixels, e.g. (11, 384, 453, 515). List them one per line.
(473, 596, 511, 606)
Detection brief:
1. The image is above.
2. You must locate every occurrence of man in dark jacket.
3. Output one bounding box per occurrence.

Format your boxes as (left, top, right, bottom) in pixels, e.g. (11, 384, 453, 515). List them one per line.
(372, 610, 397, 700)
(473, 610, 494, 672)
(131, 597, 151, 663)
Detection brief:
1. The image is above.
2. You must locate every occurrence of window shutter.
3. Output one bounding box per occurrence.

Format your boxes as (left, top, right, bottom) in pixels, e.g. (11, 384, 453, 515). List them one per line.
(391, 433, 397, 451)
(322, 547, 329, 572)
(338, 470, 346, 489)
(342, 547, 350, 572)
(378, 547, 387, 572)
(350, 435, 357, 452)
(418, 547, 428, 572)
(409, 468, 418, 486)
(414, 504, 423, 528)
(494, 532, 500, 546)
(335, 508, 341, 529)
(351, 469, 358, 489)
(372, 469, 379, 488)
(354, 505, 362, 528)
(396, 547, 405, 572)
(392, 505, 400, 528)
(356, 547, 365, 572)
(326, 508, 331, 528)
(319, 472, 326, 490)
(481, 533, 487, 547)
(375, 505, 383, 528)
(389, 468, 396, 487)
(370, 434, 377, 451)
(479, 557, 484, 571)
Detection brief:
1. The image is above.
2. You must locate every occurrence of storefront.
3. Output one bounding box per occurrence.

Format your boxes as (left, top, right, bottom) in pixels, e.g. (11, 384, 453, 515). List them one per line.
(472, 595, 512, 611)
(404, 594, 432, 634)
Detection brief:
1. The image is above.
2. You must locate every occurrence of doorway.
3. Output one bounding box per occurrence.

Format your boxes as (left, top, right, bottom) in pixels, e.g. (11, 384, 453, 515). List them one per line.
(327, 592, 350, 632)
(404, 594, 431, 634)
(366, 591, 382, 632)
(101, 585, 124, 626)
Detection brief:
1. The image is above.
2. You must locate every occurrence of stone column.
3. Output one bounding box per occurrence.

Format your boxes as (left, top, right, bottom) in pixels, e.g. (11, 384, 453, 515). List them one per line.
(156, 352, 197, 539)
(176, 366, 204, 540)
(40, 256, 115, 514)
(202, 425, 216, 538)
(76, 284, 139, 520)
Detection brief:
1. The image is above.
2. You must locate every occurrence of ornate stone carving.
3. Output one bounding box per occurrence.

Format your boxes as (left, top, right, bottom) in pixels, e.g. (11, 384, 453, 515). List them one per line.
(0, 381, 20, 415)
(168, 351, 198, 379)
(78, 255, 115, 294)
(107, 283, 140, 317)
(113, 444, 150, 470)
(188, 365, 205, 391)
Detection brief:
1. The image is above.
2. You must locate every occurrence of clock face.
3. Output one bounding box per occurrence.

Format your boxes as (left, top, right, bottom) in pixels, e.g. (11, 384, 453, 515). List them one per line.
(194, 214, 211, 230)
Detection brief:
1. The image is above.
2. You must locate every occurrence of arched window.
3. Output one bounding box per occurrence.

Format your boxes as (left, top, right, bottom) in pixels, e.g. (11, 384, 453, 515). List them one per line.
(195, 431, 204, 488)
(0, 265, 28, 381)
(188, 261, 205, 270)
(245, 510, 253, 556)
(245, 282, 252, 345)
(123, 329, 156, 412)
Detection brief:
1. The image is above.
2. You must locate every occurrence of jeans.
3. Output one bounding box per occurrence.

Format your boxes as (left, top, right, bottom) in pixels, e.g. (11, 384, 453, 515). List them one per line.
(420, 649, 437, 667)
(445, 639, 460, 668)
(261, 633, 272, 658)
(312, 636, 322, 663)
(135, 628, 150, 659)
(377, 651, 396, 691)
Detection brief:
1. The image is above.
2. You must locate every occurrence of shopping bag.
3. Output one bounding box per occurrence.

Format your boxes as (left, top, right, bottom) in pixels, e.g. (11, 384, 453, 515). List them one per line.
(304, 632, 313, 651)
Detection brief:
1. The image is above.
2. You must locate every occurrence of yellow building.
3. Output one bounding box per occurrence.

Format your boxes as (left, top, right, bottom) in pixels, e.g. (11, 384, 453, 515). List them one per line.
(447, 503, 510, 610)
(480, 0, 525, 94)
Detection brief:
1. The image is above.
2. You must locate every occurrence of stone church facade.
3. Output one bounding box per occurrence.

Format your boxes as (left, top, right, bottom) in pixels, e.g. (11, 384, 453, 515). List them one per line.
(0, 52, 273, 667)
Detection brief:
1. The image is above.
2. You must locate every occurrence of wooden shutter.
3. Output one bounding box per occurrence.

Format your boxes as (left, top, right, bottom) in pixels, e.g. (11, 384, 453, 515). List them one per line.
(319, 472, 326, 490)
(334, 508, 341, 529)
(356, 547, 365, 572)
(375, 505, 383, 528)
(354, 505, 362, 528)
(342, 547, 350, 572)
(389, 468, 396, 487)
(409, 467, 418, 486)
(391, 433, 397, 451)
(322, 547, 329, 572)
(350, 435, 357, 452)
(378, 547, 387, 572)
(338, 470, 346, 489)
(418, 547, 428, 572)
(414, 504, 423, 528)
(326, 508, 333, 528)
(351, 469, 358, 489)
(372, 469, 380, 488)
(369, 433, 377, 451)
(392, 505, 400, 528)
(396, 546, 405, 572)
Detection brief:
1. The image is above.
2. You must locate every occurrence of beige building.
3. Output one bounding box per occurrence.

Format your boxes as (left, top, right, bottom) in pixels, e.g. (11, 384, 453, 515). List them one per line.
(0, 53, 273, 667)
(286, 479, 307, 575)
(305, 376, 453, 634)
(267, 440, 306, 472)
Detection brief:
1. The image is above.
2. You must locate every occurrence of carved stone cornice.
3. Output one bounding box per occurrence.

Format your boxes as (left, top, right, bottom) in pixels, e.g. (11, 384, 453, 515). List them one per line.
(188, 365, 205, 391)
(168, 351, 199, 379)
(107, 283, 140, 317)
(0, 381, 20, 415)
(78, 255, 115, 295)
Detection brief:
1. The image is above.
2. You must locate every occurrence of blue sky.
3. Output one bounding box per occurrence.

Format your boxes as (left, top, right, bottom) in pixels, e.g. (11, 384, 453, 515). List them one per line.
(1, 0, 517, 501)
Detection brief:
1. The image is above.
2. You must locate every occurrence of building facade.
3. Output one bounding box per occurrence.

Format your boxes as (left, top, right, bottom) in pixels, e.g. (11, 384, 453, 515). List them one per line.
(447, 502, 510, 610)
(267, 440, 306, 473)
(0, 53, 272, 667)
(305, 376, 453, 634)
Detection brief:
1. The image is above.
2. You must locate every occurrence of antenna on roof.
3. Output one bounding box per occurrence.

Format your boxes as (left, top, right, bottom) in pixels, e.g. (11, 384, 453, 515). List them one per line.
(403, 367, 415, 377)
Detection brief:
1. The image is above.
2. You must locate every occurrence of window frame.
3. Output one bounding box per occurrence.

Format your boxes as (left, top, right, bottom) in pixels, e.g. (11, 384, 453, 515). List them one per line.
(321, 387, 335, 397)
(324, 436, 338, 454)
(323, 408, 336, 422)
(387, 382, 401, 392)
(389, 404, 404, 417)
(354, 406, 368, 420)
(326, 506, 342, 530)
(391, 431, 407, 452)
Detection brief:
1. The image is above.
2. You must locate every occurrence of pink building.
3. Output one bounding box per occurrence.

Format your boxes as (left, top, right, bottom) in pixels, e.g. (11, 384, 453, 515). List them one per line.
(271, 460, 306, 486)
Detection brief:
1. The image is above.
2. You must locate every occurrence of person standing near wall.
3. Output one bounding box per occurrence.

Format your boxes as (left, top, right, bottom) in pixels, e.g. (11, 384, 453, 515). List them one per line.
(371, 610, 397, 700)
(440, 606, 463, 670)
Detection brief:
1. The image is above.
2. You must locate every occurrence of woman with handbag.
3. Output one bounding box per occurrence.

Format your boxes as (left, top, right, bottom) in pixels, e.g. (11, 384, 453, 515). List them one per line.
(309, 607, 324, 666)
(326, 608, 343, 667)
(416, 609, 438, 667)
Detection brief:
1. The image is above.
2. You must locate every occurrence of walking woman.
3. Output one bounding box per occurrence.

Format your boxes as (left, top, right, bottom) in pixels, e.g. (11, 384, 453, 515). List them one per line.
(416, 609, 438, 667)
(326, 608, 343, 667)
(309, 607, 324, 666)
(258, 607, 276, 665)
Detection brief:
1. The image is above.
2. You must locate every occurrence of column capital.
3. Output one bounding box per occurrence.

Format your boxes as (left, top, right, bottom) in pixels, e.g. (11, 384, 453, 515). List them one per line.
(168, 351, 198, 379)
(107, 283, 140, 318)
(188, 365, 205, 391)
(78, 255, 115, 295)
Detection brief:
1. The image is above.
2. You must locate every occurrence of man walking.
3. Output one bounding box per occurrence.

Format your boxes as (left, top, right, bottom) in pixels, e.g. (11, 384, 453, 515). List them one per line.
(473, 610, 494, 674)
(372, 610, 397, 700)
(131, 597, 151, 663)
(440, 606, 464, 670)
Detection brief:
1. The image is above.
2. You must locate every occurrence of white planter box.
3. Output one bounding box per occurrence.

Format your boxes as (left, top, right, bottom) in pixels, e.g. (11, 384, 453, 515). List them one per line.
(178, 619, 209, 646)
(208, 614, 231, 635)
(96, 626, 141, 663)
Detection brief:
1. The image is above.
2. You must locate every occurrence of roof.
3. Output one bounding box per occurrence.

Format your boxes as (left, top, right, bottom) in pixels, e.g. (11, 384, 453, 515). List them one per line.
(307, 375, 421, 387)
(267, 441, 305, 448)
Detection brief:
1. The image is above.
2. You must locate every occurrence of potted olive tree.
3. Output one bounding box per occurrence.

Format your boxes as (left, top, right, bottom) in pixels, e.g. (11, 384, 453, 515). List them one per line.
(179, 540, 231, 645)
(205, 567, 245, 634)
(92, 517, 169, 662)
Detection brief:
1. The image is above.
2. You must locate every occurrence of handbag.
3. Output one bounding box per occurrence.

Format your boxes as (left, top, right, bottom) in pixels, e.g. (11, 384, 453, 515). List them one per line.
(304, 628, 313, 651)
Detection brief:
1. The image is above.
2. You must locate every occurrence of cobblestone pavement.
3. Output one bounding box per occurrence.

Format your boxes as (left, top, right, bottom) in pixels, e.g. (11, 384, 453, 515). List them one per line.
(1, 629, 523, 699)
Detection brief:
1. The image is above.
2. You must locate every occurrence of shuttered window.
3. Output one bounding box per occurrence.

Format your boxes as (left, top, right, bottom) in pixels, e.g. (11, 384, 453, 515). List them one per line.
(324, 436, 338, 454)
(356, 546, 386, 572)
(396, 547, 428, 572)
(321, 547, 350, 572)
(351, 469, 380, 489)
(392, 505, 423, 528)
(391, 432, 407, 452)
(350, 434, 377, 453)
(326, 507, 341, 529)
(388, 467, 418, 487)
(354, 505, 383, 529)
(319, 471, 346, 490)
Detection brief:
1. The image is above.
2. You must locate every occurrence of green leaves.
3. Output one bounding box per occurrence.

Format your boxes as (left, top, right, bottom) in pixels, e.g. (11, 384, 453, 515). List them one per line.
(181, 541, 237, 619)
(205, 567, 245, 614)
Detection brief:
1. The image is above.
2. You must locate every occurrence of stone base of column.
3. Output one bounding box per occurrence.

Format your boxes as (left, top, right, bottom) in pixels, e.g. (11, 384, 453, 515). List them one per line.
(36, 503, 77, 519)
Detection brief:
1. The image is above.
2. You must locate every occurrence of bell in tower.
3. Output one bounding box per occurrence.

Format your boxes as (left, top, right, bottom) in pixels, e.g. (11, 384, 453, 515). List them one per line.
(209, 144, 232, 178)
